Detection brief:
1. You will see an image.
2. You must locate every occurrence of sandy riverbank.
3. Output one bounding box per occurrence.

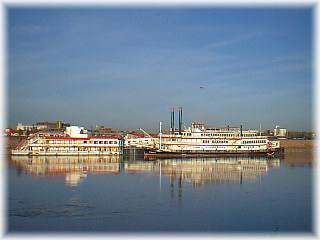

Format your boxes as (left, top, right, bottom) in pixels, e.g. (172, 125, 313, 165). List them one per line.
(279, 140, 314, 166)
(280, 139, 314, 150)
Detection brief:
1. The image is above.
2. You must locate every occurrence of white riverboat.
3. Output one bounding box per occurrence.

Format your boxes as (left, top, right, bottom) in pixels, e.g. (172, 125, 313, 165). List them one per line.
(11, 126, 124, 156)
(157, 122, 280, 155)
(151, 108, 282, 156)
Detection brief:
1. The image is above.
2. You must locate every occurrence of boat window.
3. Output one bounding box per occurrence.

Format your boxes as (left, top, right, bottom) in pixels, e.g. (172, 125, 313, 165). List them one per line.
(84, 141, 87, 144)
(94, 141, 98, 144)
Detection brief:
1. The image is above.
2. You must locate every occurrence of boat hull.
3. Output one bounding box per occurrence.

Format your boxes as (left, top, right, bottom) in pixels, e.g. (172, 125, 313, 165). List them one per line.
(11, 151, 121, 156)
(144, 148, 284, 159)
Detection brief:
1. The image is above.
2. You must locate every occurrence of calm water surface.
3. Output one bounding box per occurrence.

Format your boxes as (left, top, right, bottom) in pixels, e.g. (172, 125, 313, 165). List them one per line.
(7, 152, 312, 233)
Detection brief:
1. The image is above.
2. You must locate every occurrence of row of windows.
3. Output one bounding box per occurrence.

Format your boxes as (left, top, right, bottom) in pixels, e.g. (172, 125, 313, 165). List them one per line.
(169, 138, 196, 142)
(203, 140, 228, 143)
(170, 138, 178, 141)
(169, 139, 229, 143)
(86, 141, 118, 144)
(167, 139, 264, 144)
(127, 139, 151, 143)
(243, 140, 266, 144)
(201, 133, 234, 137)
(200, 133, 256, 137)
(47, 140, 119, 145)
(174, 133, 192, 136)
(182, 133, 192, 136)
(30, 147, 119, 151)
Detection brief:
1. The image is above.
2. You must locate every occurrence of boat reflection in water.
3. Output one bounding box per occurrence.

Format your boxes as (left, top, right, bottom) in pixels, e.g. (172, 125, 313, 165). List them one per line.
(10, 155, 280, 187)
(10, 155, 121, 187)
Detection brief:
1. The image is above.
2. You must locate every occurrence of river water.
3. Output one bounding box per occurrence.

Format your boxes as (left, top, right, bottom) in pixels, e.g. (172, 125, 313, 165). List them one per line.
(7, 152, 312, 233)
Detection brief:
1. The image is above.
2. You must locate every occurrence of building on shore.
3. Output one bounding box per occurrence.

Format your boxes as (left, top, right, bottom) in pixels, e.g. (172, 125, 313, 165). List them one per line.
(35, 121, 71, 130)
(15, 121, 71, 135)
(16, 123, 35, 131)
(274, 126, 287, 138)
(91, 125, 119, 136)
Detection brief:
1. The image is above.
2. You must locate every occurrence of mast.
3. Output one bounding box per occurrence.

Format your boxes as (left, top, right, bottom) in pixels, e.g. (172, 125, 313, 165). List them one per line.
(159, 121, 162, 150)
(170, 109, 173, 133)
(139, 128, 152, 138)
(259, 123, 262, 136)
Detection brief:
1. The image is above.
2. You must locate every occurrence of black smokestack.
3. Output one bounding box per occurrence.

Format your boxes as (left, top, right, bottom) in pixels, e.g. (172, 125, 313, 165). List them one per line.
(172, 108, 175, 133)
(170, 108, 173, 133)
(178, 107, 181, 135)
(181, 107, 183, 131)
(240, 125, 243, 137)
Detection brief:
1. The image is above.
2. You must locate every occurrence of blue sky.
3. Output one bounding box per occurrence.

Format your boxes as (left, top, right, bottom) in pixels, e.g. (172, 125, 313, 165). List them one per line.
(7, 7, 313, 131)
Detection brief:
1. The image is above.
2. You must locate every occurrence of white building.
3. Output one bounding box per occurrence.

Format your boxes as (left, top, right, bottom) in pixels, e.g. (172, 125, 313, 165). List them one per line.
(64, 126, 88, 138)
(16, 123, 34, 131)
(274, 126, 287, 138)
(35, 124, 48, 130)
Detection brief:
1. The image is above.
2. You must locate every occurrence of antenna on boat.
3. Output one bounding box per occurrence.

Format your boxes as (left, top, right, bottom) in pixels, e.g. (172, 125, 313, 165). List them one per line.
(259, 123, 262, 136)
